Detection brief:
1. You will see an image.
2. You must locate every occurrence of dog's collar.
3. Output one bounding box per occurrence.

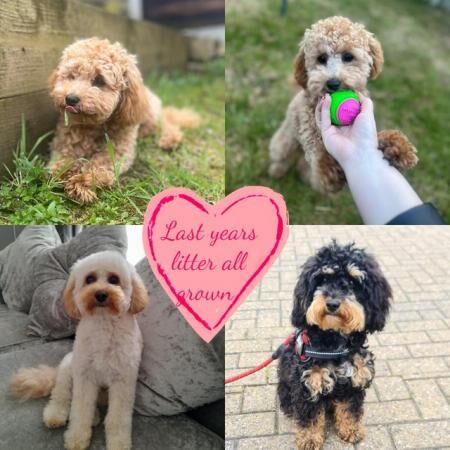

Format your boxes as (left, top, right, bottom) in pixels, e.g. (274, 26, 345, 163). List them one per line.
(294, 329, 352, 363)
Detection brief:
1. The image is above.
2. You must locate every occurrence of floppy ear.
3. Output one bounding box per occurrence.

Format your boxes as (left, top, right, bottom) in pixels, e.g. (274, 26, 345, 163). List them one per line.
(114, 55, 150, 126)
(63, 274, 81, 320)
(368, 34, 384, 79)
(362, 254, 392, 332)
(130, 272, 149, 314)
(293, 44, 308, 89)
(292, 255, 320, 328)
(48, 69, 58, 91)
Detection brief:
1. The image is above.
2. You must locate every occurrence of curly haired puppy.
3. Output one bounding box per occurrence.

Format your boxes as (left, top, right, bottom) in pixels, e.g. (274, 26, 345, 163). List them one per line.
(278, 241, 392, 449)
(48, 37, 200, 203)
(269, 16, 418, 192)
(11, 251, 149, 450)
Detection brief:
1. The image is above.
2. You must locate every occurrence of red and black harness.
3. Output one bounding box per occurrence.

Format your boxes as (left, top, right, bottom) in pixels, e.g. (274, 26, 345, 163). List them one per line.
(225, 329, 353, 384)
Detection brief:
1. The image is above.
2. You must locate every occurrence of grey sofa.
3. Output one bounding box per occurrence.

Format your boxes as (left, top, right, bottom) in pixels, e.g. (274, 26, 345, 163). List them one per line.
(0, 226, 224, 450)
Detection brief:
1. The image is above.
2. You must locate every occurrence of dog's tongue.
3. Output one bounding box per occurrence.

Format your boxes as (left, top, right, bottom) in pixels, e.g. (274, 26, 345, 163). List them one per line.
(65, 105, 80, 114)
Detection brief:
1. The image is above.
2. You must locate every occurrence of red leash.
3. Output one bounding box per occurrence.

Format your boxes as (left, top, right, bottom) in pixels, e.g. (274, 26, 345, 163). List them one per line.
(225, 333, 295, 384)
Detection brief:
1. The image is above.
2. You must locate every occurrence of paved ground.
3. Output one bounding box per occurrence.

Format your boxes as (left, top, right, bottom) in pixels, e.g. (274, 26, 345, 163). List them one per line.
(225, 226, 450, 450)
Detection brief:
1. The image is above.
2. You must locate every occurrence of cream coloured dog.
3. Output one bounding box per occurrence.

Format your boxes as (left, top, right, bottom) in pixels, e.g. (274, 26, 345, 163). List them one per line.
(11, 251, 149, 450)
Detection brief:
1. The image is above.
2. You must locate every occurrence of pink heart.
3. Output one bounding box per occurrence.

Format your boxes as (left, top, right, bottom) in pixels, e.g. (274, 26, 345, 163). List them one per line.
(142, 187, 289, 342)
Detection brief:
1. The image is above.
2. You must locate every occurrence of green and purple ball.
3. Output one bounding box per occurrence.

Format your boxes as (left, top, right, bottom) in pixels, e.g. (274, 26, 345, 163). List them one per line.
(330, 90, 361, 126)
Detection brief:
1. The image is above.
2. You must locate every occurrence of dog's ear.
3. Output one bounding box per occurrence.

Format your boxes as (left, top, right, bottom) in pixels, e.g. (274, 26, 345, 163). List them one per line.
(63, 274, 81, 320)
(292, 255, 319, 328)
(368, 34, 384, 79)
(362, 254, 392, 332)
(114, 54, 151, 126)
(130, 272, 149, 314)
(293, 43, 308, 89)
(48, 69, 58, 91)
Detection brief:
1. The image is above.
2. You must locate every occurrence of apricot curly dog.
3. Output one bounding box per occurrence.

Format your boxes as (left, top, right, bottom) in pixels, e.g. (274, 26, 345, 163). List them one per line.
(269, 16, 418, 192)
(48, 37, 200, 203)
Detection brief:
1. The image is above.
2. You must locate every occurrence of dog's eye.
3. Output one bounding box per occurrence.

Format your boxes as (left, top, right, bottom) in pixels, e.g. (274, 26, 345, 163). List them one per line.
(342, 52, 354, 63)
(86, 274, 96, 284)
(93, 74, 106, 87)
(317, 54, 328, 65)
(108, 275, 120, 285)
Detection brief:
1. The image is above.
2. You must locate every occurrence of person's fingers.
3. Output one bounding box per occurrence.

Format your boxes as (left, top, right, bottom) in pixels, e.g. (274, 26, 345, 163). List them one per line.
(320, 94, 332, 130)
(357, 93, 374, 116)
(314, 97, 325, 127)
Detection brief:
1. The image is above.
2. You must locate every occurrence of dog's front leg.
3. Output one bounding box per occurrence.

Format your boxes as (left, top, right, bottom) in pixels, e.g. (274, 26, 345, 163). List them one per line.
(292, 380, 326, 450)
(351, 352, 375, 389)
(44, 353, 73, 428)
(294, 408, 325, 450)
(333, 394, 365, 443)
(64, 377, 99, 450)
(105, 381, 136, 450)
(269, 101, 301, 179)
(63, 128, 138, 204)
(378, 129, 418, 171)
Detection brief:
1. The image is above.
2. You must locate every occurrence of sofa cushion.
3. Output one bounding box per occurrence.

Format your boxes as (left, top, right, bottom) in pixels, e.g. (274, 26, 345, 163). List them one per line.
(27, 226, 128, 339)
(0, 341, 223, 450)
(0, 227, 61, 313)
(134, 258, 225, 416)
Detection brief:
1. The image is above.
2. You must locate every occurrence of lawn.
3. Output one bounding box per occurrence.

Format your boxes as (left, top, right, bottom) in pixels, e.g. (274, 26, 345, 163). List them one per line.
(226, 0, 450, 224)
(0, 59, 224, 224)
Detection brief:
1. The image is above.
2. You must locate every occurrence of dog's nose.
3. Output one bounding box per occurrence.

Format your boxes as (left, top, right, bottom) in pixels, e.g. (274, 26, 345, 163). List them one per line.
(65, 94, 80, 106)
(326, 298, 340, 313)
(95, 291, 108, 303)
(326, 79, 341, 91)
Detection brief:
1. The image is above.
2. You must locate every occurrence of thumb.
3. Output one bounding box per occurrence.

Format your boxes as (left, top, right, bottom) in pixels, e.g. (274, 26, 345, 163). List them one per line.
(320, 94, 332, 131)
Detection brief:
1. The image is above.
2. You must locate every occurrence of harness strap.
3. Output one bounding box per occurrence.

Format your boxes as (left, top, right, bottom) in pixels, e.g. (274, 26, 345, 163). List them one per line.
(295, 329, 351, 362)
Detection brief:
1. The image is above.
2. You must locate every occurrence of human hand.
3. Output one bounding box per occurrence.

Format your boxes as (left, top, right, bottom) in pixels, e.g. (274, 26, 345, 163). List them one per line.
(315, 93, 380, 171)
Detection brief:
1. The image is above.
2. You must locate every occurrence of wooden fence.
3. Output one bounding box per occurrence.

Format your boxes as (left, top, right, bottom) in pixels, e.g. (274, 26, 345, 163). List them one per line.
(0, 0, 190, 172)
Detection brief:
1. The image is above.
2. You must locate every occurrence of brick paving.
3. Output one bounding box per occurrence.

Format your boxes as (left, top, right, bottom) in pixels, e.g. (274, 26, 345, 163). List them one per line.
(225, 226, 450, 450)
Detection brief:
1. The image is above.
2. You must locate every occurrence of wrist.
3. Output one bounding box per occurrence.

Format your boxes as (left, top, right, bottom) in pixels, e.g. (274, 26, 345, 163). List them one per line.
(340, 147, 385, 176)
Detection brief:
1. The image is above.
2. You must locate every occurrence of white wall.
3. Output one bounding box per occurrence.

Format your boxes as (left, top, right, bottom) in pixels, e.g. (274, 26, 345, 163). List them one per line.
(126, 225, 145, 264)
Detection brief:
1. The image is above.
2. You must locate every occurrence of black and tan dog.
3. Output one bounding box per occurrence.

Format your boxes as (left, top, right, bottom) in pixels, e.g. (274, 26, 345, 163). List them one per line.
(278, 241, 392, 449)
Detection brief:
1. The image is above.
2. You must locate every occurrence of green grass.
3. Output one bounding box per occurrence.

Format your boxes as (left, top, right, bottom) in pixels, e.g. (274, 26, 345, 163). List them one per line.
(0, 59, 224, 224)
(226, 0, 450, 224)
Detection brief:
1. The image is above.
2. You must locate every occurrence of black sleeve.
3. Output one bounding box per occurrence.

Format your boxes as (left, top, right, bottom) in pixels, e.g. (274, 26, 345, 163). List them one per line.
(386, 203, 446, 225)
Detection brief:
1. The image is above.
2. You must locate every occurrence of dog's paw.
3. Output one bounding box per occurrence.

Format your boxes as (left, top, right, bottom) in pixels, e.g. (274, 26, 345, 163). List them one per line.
(336, 423, 365, 443)
(43, 403, 69, 428)
(64, 428, 92, 450)
(64, 174, 97, 204)
(378, 129, 418, 171)
(268, 162, 289, 178)
(301, 366, 335, 401)
(351, 353, 375, 389)
(295, 435, 324, 450)
(106, 433, 132, 450)
(334, 400, 365, 444)
(158, 128, 183, 150)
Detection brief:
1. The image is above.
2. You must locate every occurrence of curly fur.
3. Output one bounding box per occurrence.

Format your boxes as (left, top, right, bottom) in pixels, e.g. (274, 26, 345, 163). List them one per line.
(278, 241, 391, 449)
(10, 251, 149, 450)
(48, 37, 200, 203)
(269, 16, 418, 192)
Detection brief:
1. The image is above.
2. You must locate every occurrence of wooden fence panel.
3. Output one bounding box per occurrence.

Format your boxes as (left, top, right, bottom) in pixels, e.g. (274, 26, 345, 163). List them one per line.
(0, 0, 189, 173)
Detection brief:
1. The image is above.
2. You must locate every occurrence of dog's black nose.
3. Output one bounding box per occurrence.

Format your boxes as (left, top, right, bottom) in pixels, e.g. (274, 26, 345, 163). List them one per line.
(326, 79, 341, 91)
(326, 298, 340, 312)
(65, 94, 80, 106)
(95, 291, 108, 303)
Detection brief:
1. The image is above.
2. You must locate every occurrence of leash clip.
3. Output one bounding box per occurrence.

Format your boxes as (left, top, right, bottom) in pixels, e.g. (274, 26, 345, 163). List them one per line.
(295, 330, 310, 363)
